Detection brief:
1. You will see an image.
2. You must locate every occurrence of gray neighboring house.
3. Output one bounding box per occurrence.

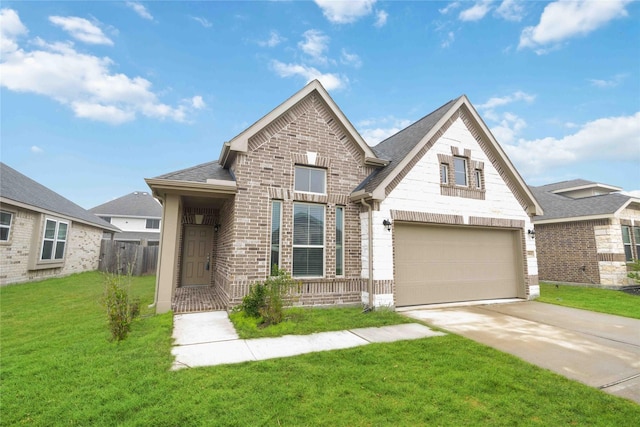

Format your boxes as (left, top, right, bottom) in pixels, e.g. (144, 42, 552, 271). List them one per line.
(0, 162, 119, 286)
(89, 191, 162, 246)
(531, 179, 640, 287)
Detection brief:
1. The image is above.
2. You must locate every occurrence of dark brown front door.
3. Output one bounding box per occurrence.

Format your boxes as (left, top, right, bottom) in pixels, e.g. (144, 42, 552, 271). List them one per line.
(181, 225, 213, 286)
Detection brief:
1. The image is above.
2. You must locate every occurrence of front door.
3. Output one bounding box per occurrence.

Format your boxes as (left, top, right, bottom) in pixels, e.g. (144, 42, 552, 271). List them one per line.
(181, 225, 213, 286)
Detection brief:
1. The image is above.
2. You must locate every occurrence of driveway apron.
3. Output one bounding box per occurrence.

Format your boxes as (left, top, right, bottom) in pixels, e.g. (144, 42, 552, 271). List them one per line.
(403, 301, 640, 404)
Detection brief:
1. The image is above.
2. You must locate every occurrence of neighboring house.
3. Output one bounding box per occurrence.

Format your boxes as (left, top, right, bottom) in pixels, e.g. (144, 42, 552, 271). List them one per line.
(146, 80, 541, 313)
(0, 162, 119, 286)
(531, 179, 640, 287)
(89, 191, 162, 246)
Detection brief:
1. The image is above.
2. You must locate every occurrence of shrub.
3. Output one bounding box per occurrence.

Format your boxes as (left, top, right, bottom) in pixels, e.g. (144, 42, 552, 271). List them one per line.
(628, 259, 640, 284)
(104, 273, 140, 341)
(236, 266, 299, 326)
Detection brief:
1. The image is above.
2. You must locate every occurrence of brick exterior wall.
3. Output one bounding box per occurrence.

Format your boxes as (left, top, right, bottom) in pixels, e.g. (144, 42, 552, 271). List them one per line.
(217, 93, 374, 307)
(0, 204, 103, 286)
(536, 220, 602, 285)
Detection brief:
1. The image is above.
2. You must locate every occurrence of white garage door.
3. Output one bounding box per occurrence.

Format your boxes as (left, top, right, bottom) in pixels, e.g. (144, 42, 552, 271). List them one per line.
(394, 223, 523, 306)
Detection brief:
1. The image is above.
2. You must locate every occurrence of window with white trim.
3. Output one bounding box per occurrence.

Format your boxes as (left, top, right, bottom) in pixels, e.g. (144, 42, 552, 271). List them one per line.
(293, 203, 324, 277)
(622, 226, 633, 261)
(0, 211, 13, 242)
(270, 200, 282, 273)
(440, 164, 449, 184)
(454, 157, 467, 186)
(41, 218, 68, 261)
(475, 169, 483, 189)
(294, 166, 326, 194)
(146, 219, 160, 229)
(335, 206, 344, 276)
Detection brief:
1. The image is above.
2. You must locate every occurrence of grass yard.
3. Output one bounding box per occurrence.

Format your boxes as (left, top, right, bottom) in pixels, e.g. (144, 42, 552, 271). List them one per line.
(2, 272, 639, 426)
(538, 282, 640, 319)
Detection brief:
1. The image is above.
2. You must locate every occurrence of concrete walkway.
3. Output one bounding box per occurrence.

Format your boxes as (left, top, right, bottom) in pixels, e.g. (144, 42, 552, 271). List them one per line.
(403, 301, 640, 404)
(171, 311, 445, 370)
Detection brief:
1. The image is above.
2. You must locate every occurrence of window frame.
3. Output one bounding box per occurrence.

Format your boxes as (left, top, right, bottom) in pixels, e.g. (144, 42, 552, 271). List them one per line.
(474, 169, 483, 189)
(292, 202, 325, 278)
(145, 218, 160, 229)
(0, 210, 14, 243)
(40, 218, 68, 262)
(453, 156, 468, 187)
(440, 164, 449, 185)
(294, 165, 327, 195)
(270, 200, 282, 274)
(335, 206, 345, 277)
(622, 225, 633, 262)
(634, 227, 640, 261)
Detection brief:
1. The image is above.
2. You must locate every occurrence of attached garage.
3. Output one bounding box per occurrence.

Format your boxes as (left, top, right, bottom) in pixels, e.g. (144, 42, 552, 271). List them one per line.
(394, 223, 524, 306)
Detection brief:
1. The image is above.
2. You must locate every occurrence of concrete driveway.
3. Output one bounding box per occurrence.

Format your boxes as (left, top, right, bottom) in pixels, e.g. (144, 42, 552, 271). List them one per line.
(402, 301, 640, 404)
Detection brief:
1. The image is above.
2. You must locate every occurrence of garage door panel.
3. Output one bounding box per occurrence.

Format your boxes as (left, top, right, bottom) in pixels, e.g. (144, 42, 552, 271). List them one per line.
(394, 223, 521, 306)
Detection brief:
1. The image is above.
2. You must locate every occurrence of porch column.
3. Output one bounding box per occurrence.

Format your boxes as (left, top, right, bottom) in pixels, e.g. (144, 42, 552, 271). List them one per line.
(155, 193, 182, 313)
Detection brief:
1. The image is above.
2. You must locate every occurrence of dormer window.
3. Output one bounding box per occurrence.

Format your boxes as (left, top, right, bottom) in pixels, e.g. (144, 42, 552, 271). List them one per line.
(294, 166, 326, 194)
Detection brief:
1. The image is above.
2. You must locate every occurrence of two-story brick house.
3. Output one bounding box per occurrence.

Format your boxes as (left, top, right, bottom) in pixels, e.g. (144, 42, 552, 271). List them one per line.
(146, 81, 541, 313)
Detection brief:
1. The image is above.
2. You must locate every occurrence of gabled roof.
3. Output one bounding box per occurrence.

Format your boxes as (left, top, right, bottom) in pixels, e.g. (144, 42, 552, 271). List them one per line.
(354, 97, 460, 194)
(89, 191, 162, 218)
(145, 160, 237, 197)
(154, 160, 234, 183)
(352, 95, 541, 216)
(530, 180, 638, 223)
(219, 80, 387, 169)
(0, 162, 118, 231)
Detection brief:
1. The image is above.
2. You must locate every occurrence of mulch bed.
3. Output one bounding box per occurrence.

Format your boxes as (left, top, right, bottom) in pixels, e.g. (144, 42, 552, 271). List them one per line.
(621, 286, 640, 296)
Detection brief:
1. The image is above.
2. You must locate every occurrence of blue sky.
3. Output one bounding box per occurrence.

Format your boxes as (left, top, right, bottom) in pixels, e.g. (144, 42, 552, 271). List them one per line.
(2, 0, 639, 209)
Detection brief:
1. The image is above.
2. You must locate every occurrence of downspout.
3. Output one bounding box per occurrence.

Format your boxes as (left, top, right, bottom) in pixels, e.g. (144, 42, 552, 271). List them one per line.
(360, 198, 374, 310)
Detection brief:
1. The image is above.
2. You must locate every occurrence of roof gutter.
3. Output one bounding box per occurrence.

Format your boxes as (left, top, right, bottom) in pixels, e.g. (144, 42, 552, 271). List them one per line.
(145, 178, 237, 196)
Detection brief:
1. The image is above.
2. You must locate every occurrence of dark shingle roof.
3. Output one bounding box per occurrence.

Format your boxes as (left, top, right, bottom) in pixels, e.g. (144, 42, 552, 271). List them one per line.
(154, 160, 234, 183)
(356, 97, 460, 193)
(90, 191, 162, 217)
(530, 180, 633, 222)
(0, 162, 118, 231)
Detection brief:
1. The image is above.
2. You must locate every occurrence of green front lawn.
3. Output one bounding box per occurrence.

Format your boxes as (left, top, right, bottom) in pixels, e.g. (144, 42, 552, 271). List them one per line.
(538, 282, 640, 319)
(2, 272, 638, 426)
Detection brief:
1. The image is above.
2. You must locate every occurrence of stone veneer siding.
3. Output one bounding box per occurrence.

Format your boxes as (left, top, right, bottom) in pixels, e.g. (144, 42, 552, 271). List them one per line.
(218, 93, 375, 308)
(0, 204, 103, 286)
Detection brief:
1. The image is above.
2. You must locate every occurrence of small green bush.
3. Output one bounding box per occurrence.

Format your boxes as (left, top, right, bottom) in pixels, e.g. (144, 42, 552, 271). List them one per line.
(236, 266, 299, 326)
(104, 273, 140, 341)
(627, 259, 640, 284)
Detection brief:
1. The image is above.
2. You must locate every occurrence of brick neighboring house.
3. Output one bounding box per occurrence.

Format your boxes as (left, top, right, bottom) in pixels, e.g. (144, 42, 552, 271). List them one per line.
(0, 162, 119, 286)
(89, 191, 162, 246)
(146, 80, 541, 313)
(530, 179, 640, 287)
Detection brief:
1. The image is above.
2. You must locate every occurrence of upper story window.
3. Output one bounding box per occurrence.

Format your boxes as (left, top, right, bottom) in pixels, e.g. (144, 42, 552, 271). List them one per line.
(0, 211, 13, 242)
(440, 164, 449, 185)
(294, 166, 326, 194)
(146, 219, 160, 229)
(454, 157, 467, 186)
(41, 218, 68, 261)
(475, 169, 483, 189)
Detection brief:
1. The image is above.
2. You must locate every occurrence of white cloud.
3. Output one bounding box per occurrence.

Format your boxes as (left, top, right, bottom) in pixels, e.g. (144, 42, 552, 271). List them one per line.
(270, 60, 346, 91)
(258, 30, 285, 48)
(495, 0, 524, 22)
(519, 0, 631, 52)
(478, 91, 535, 144)
(459, 1, 493, 22)
(298, 29, 330, 64)
(504, 112, 640, 177)
(477, 91, 535, 111)
(441, 31, 455, 48)
(357, 116, 412, 145)
(191, 16, 212, 28)
(0, 9, 28, 54)
(314, 0, 376, 24)
(588, 73, 628, 88)
(190, 95, 206, 109)
(0, 10, 202, 125)
(375, 10, 388, 28)
(30, 145, 44, 154)
(340, 49, 362, 68)
(489, 112, 527, 144)
(126, 2, 153, 21)
(439, 2, 460, 15)
(49, 16, 113, 45)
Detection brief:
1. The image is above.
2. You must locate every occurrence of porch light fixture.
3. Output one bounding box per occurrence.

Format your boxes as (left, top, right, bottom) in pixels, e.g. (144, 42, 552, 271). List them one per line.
(528, 229, 535, 239)
(214, 223, 221, 232)
(382, 219, 392, 232)
(194, 214, 204, 225)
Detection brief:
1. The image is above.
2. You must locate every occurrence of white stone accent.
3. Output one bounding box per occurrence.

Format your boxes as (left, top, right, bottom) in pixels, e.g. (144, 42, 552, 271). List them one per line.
(306, 151, 317, 165)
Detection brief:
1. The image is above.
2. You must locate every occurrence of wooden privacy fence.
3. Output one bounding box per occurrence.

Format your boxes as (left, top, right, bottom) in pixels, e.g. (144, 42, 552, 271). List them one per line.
(98, 240, 159, 276)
